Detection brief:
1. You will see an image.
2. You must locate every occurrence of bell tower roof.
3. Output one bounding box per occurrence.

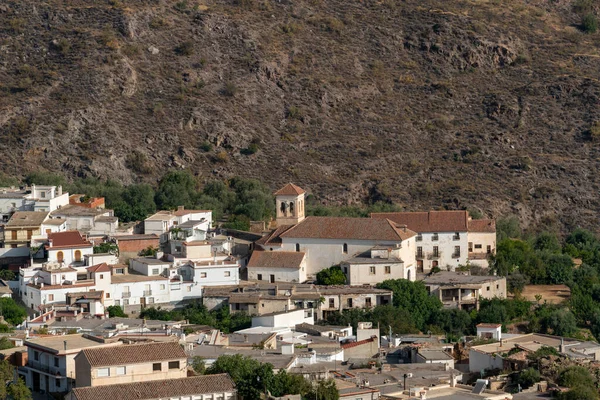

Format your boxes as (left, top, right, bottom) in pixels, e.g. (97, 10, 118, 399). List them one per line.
(274, 183, 306, 196)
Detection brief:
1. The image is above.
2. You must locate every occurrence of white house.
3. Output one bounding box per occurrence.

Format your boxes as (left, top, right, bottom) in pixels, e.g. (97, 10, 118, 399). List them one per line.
(144, 207, 212, 244)
(49, 205, 117, 235)
(246, 250, 307, 283)
(371, 210, 496, 272)
(341, 246, 415, 285)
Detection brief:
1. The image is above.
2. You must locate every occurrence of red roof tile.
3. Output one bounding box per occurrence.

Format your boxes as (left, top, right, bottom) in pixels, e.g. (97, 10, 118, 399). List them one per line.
(468, 218, 496, 233)
(47, 231, 92, 249)
(341, 337, 376, 349)
(78, 341, 186, 367)
(371, 211, 470, 233)
(279, 217, 416, 241)
(255, 225, 295, 247)
(247, 251, 305, 269)
(274, 183, 306, 196)
(86, 263, 111, 273)
(70, 374, 236, 400)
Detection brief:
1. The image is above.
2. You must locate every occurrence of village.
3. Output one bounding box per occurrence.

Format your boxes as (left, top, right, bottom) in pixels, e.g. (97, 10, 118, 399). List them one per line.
(0, 181, 594, 400)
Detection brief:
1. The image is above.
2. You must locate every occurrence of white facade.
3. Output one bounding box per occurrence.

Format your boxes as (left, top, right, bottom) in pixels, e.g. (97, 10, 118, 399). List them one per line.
(31, 185, 70, 213)
(415, 231, 469, 273)
(251, 308, 315, 328)
(468, 231, 496, 268)
(342, 247, 415, 285)
(476, 324, 502, 341)
(248, 265, 307, 284)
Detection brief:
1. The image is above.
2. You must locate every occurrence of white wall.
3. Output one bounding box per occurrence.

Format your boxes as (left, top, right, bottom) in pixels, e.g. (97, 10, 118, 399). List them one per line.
(344, 261, 409, 285)
(48, 246, 94, 265)
(252, 309, 314, 328)
(469, 349, 503, 373)
(415, 232, 469, 272)
(248, 264, 307, 283)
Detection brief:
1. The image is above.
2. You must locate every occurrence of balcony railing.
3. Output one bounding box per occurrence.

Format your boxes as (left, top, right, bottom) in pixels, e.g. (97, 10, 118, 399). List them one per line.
(427, 252, 441, 260)
(416, 236, 423, 242)
(452, 252, 461, 258)
(143, 290, 153, 296)
(122, 292, 131, 298)
(416, 252, 424, 259)
(26, 361, 62, 376)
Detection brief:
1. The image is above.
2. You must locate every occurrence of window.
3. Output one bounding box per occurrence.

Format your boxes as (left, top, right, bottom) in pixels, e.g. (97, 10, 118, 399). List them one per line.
(257, 274, 263, 281)
(106, 293, 110, 298)
(187, 286, 192, 292)
(160, 284, 166, 290)
(153, 363, 162, 371)
(115, 268, 124, 274)
(54, 357, 59, 367)
(496, 284, 499, 289)
(123, 299, 129, 306)
(329, 298, 335, 308)
(116, 366, 126, 375)
(453, 232, 460, 240)
(475, 244, 482, 249)
(99, 274, 104, 279)
(385, 266, 391, 274)
(224, 271, 231, 277)
(30, 292, 33, 299)
(75, 250, 81, 262)
(365, 297, 372, 307)
(97, 368, 110, 377)
(48, 294, 54, 301)
(41, 192, 46, 198)
(115, 300, 120, 306)
(27, 230, 32, 239)
(295, 243, 300, 252)
(433, 246, 439, 257)
(417, 246, 423, 258)
(454, 246, 461, 258)
(152, 268, 159, 275)
(416, 234, 423, 242)
(487, 245, 492, 254)
(200, 272, 207, 278)
(34, 351, 39, 361)
(55, 379, 60, 388)
(432, 233, 439, 241)
(486, 286, 490, 291)
(10, 230, 16, 240)
(343, 243, 348, 254)
(57, 251, 64, 263)
(347, 298, 353, 307)
(168, 361, 180, 369)
(369, 266, 376, 275)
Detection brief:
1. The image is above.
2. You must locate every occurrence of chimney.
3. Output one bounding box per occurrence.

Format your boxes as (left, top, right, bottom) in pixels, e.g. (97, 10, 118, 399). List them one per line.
(57, 186, 63, 196)
(559, 337, 564, 353)
(63, 341, 67, 351)
(177, 206, 184, 212)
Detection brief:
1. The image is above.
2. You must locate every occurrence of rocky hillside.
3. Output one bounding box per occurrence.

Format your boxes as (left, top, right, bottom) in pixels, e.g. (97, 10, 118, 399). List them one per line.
(1, 0, 599, 230)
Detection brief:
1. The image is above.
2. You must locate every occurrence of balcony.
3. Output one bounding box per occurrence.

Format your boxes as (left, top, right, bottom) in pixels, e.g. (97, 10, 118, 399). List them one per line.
(452, 252, 461, 259)
(416, 235, 423, 242)
(416, 252, 424, 259)
(452, 235, 460, 241)
(427, 252, 441, 260)
(122, 292, 131, 298)
(143, 290, 153, 296)
(468, 252, 489, 260)
(25, 361, 62, 376)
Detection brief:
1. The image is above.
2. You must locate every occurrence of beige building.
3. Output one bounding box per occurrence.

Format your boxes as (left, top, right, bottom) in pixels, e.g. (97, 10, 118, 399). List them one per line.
(423, 272, 506, 311)
(247, 250, 307, 283)
(3, 211, 49, 247)
(275, 183, 306, 226)
(74, 341, 187, 387)
(66, 374, 237, 400)
(341, 246, 415, 285)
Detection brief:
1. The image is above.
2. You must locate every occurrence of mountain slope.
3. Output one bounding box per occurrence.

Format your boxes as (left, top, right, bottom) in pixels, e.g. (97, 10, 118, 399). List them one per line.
(1, 0, 599, 230)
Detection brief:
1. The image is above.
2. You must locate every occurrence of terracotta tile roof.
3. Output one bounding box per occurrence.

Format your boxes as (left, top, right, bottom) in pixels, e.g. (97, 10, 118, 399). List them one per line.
(371, 210, 470, 233)
(70, 374, 236, 400)
(468, 218, 496, 233)
(341, 337, 376, 349)
(78, 341, 186, 367)
(274, 183, 306, 196)
(86, 263, 111, 273)
(247, 250, 305, 269)
(47, 231, 92, 249)
(279, 217, 416, 241)
(255, 225, 295, 247)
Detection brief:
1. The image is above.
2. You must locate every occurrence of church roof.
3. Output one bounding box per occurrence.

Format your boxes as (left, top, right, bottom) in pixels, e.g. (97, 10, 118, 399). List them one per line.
(274, 183, 306, 196)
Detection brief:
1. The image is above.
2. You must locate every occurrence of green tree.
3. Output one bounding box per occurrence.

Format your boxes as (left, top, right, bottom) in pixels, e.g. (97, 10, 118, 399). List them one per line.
(0, 337, 14, 350)
(542, 252, 574, 284)
(115, 183, 157, 222)
(496, 216, 521, 241)
(491, 239, 539, 277)
(24, 172, 65, 186)
(582, 13, 598, 33)
(558, 365, 596, 388)
(155, 170, 198, 210)
(517, 367, 541, 389)
(93, 242, 119, 255)
(0, 298, 27, 326)
(370, 305, 419, 334)
(376, 280, 442, 331)
(206, 355, 274, 399)
(547, 308, 577, 337)
(305, 379, 339, 400)
(0, 270, 16, 281)
(316, 266, 347, 286)
(7, 377, 32, 400)
(106, 305, 127, 318)
(271, 370, 311, 397)
(428, 308, 473, 338)
(192, 356, 206, 374)
(558, 385, 599, 400)
(139, 246, 159, 257)
(533, 231, 562, 254)
(564, 228, 600, 262)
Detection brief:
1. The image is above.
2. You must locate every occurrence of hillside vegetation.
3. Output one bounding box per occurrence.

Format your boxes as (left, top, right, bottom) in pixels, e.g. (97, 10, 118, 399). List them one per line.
(1, 0, 600, 230)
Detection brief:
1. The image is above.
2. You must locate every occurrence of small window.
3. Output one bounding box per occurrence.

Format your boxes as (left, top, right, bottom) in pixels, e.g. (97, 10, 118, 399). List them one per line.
(106, 293, 110, 298)
(343, 243, 348, 254)
(432, 233, 439, 241)
(115, 268, 124, 274)
(224, 271, 231, 277)
(496, 284, 499, 289)
(123, 299, 129, 306)
(295, 243, 300, 252)
(48, 294, 54, 301)
(347, 298, 353, 307)
(54, 357, 59, 367)
(115, 300, 120, 306)
(365, 297, 372, 307)
(160, 284, 166, 290)
(416, 234, 423, 242)
(187, 286, 192, 292)
(257, 274, 263, 281)
(152, 363, 162, 371)
(385, 266, 391, 274)
(34, 351, 39, 361)
(97, 368, 110, 377)
(369, 266, 376, 275)
(116, 366, 126, 375)
(200, 272, 207, 278)
(475, 244, 482, 249)
(329, 298, 335, 308)
(168, 361, 180, 369)
(55, 378, 60, 388)
(453, 232, 460, 240)
(152, 268, 159, 275)
(99, 274, 104, 279)
(486, 286, 490, 291)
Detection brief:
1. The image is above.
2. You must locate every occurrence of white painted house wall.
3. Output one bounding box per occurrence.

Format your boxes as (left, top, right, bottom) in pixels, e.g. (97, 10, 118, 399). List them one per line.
(415, 232, 469, 272)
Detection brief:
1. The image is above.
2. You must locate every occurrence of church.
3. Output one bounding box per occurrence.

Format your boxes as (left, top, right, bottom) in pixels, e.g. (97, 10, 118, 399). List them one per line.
(249, 183, 418, 284)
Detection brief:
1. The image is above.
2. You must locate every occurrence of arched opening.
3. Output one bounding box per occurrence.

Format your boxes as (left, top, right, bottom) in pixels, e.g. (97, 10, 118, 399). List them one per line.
(280, 201, 288, 216)
(295, 243, 300, 252)
(289, 201, 295, 215)
(75, 250, 82, 262)
(343, 243, 348, 254)
(407, 269, 412, 281)
(57, 251, 64, 263)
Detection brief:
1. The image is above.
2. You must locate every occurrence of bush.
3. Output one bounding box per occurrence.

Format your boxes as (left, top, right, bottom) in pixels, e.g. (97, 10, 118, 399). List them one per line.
(175, 41, 194, 56)
(316, 266, 347, 286)
(582, 13, 598, 33)
(107, 305, 127, 318)
(558, 365, 595, 388)
(518, 368, 541, 388)
(222, 82, 238, 97)
(200, 141, 213, 152)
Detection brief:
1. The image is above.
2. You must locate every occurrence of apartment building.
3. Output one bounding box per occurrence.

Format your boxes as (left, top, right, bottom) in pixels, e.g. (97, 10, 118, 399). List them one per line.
(423, 272, 506, 311)
(19, 334, 121, 395)
(74, 341, 187, 387)
(144, 206, 212, 244)
(0, 185, 69, 223)
(341, 246, 415, 285)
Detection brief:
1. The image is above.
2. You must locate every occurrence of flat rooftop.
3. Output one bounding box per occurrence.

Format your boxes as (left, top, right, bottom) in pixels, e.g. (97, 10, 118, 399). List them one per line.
(6, 211, 49, 227)
(25, 334, 117, 354)
(423, 272, 504, 285)
(145, 211, 176, 221)
(51, 204, 109, 217)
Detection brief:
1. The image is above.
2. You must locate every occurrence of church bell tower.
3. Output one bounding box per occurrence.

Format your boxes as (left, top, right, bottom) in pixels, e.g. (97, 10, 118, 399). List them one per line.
(274, 183, 306, 227)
